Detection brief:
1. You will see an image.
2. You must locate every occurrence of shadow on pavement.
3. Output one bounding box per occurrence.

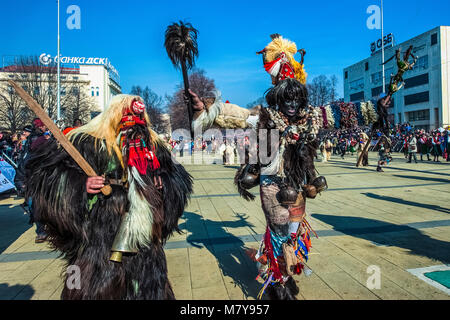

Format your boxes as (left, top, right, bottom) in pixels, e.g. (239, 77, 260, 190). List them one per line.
(0, 196, 32, 254)
(392, 174, 450, 184)
(179, 211, 261, 299)
(312, 214, 450, 264)
(0, 283, 35, 300)
(326, 159, 450, 177)
(363, 192, 450, 214)
(224, 165, 241, 170)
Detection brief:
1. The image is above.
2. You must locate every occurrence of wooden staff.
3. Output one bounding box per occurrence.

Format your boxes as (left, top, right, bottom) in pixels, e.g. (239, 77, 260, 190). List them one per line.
(8, 80, 111, 195)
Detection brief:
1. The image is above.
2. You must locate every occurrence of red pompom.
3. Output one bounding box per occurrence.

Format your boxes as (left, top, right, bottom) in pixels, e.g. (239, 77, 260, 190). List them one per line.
(132, 100, 145, 114)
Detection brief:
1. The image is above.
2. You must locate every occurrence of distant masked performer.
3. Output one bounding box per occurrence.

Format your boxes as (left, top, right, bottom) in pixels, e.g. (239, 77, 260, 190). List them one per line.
(384, 45, 418, 95)
(375, 45, 417, 141)
(188, 34, 327, 300)
(25, 95, 193, 299)
(357, 132, 370, 167)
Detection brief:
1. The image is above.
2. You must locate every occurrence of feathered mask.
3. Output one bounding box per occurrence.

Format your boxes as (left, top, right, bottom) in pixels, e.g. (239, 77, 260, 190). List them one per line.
(257, 34, 307, 85)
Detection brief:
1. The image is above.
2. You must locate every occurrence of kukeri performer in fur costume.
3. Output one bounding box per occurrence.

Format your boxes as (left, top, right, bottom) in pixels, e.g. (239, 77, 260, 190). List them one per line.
(25, 95, 192, 299)
(357, 132, 370, 167)
(187, 35, 327, 300)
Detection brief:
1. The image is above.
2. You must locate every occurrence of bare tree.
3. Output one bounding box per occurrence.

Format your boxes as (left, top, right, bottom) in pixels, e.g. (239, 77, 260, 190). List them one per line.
(168, 69, 216, 130)
(307, 75, 340, 106)
(0, 55, 97, 131)
(0, 84, 33, 133)
(330, 75, 339, 103)
(12, 56, 60, 119)
(63, 82, 98, 125)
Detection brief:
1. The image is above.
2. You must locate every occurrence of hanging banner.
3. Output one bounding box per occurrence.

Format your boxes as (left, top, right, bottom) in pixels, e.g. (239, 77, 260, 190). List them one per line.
(0, 157, 16, 183)
(0, 171, 15, 193)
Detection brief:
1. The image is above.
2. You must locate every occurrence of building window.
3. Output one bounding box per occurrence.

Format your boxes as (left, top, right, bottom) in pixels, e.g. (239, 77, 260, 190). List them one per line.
(349, 78, 364, 91)
(91, 87, 95, 96)
(61, 76, 66, 80)
(412, 55, 428, 71)
(365, 62, 369, 71)
(345, 71, 348, 79)
(371, 85, 389, 98)
(96, 87, 99, 96)
(404, 91, 429, 105)
(371, 72, 381, 85)
(34, 87, 40, 95)
(21, 74, 28, 79)
(431, 33, 438, 46)
(73, 76, 79, 80)
(61, 87, 66, 96)
(350, 91, 364, 102)
(434, 108, 439, 128)
(371, 68, 393, 85)
(404, 73, 429, 89)
(72, 87, 80, 96)
(407, 109, 430, 121)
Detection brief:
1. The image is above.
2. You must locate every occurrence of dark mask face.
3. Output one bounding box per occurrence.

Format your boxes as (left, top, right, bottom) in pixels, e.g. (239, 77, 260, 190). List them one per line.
(279, 98, 301, 119)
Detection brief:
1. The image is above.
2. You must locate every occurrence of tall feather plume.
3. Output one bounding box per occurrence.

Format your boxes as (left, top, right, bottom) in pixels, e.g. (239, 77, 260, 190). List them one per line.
(164, 21, 199, 70)
(164, 21, 199, 135)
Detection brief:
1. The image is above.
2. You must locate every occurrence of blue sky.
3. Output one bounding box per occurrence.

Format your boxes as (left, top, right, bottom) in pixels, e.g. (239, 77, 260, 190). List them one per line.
(1, 0, 449, 107)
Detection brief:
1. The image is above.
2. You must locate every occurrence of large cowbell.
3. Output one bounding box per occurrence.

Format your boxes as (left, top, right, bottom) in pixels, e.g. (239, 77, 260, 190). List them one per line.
(110, 211, 138, 263)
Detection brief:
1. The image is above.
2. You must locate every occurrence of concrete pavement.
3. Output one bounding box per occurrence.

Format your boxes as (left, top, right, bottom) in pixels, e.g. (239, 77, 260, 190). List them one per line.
(1, 151, 449, 300)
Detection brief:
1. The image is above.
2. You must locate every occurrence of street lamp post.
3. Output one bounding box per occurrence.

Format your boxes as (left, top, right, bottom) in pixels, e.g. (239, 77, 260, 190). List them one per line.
(57, 0, 61, 121)
(381, 0, 386, 94)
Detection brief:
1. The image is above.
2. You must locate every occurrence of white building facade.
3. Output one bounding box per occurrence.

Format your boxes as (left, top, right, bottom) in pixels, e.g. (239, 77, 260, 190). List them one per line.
(344, 26, 450, 130)
(79, 64, 121, 112)
(1, 54, 121, 113)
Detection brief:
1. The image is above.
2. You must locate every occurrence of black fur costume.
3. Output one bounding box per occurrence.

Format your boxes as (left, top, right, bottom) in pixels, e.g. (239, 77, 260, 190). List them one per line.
(25, 134, 192, 299)
(234, 79, 323, 300)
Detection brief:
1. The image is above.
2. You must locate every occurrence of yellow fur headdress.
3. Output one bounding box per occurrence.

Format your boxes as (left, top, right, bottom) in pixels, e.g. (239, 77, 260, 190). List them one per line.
(258, 34, 307, 85)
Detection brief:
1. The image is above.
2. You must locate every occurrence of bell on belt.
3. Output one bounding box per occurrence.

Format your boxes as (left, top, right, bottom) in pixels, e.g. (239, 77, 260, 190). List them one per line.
(312, 176, 328, 193)
(278, 184, 298, 206)
(110, 211, 138, 263)
(239, 164, 260, 190)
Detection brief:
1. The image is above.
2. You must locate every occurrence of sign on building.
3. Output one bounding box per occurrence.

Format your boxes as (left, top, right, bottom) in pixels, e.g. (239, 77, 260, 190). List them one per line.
(370, 33, 394, 55)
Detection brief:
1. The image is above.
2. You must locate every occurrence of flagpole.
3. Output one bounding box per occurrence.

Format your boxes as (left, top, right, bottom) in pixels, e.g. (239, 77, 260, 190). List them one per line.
(381, 0, 386, 94)
(57, 0, 61, 121)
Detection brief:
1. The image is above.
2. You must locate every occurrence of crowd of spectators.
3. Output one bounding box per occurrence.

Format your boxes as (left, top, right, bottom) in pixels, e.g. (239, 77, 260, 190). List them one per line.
(319, 122, 450, 163)
(0, 118, 83, 243)
(0, 126, 33, 165)
(391, 123, 449, 162)
(2, 121, 449, 169)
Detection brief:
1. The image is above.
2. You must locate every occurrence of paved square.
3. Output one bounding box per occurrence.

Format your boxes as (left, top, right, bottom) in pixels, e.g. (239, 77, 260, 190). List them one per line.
(1, 152, 449, 300)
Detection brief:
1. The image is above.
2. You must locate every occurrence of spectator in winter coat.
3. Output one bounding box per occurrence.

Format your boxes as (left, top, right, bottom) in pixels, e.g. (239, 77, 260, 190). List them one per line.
(407, 133, 418, 164)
